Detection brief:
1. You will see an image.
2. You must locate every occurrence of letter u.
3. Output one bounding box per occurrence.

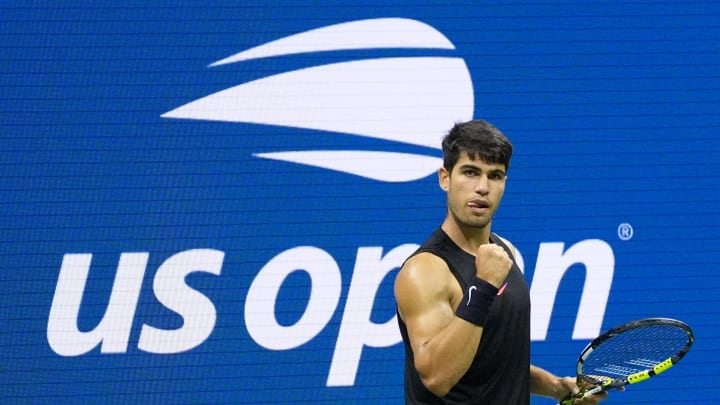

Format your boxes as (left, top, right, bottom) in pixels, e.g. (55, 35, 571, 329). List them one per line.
(47, 253, 148, 356)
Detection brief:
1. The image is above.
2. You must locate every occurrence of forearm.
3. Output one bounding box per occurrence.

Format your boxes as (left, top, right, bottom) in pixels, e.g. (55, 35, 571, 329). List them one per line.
(529, 365, 565, 399)
(414, 318, 484, 396)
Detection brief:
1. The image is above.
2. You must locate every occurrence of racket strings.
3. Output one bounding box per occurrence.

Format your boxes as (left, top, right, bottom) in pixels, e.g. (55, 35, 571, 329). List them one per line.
(582, 325, 690, 382)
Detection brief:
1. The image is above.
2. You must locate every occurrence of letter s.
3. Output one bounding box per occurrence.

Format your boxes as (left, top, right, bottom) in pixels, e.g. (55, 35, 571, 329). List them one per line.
(138, 249, 224, 354)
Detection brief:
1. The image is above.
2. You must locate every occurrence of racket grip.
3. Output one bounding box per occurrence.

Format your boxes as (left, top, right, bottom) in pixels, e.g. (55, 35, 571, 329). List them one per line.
(558, 386, 603, 405)
(559, 393, 584, 405)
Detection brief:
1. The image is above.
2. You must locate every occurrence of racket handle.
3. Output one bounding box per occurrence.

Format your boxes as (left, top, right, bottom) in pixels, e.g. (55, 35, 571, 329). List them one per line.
(558, 386, 603, 405)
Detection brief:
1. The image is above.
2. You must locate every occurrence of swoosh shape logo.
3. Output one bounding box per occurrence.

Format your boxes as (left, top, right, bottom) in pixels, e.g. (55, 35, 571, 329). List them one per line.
(255, 150, 443, 183)
(467, 286, 477, 306)
(210, 17, 456, 65)
(162, 57, 472, 150)
(162, 18, 474, 182)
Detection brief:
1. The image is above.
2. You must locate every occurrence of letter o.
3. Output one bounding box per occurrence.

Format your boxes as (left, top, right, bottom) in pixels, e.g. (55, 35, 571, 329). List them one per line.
(245, 246, 341, 350)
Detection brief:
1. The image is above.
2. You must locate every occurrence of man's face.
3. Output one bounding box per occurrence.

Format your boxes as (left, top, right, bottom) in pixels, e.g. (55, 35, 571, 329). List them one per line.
(439, 152, 507, 230)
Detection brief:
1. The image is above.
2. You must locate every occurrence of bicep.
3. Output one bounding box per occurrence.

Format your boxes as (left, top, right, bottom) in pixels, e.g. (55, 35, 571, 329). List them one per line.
(395, 255, 456, 355)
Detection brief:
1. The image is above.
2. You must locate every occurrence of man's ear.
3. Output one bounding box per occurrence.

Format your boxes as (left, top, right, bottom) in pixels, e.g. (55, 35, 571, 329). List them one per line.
(438, 167, 450, 191)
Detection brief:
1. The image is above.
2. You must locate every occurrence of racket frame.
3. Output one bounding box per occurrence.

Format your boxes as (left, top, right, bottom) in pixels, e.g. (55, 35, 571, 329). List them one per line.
(561, 317, 693, 404)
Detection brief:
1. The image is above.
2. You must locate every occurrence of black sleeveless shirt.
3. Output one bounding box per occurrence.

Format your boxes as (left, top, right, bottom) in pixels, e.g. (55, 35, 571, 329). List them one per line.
(397, 228, 531, 404)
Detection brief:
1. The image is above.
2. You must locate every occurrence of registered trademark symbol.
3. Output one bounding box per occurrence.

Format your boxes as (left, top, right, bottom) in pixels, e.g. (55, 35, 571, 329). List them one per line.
(617, 223, 634, 241)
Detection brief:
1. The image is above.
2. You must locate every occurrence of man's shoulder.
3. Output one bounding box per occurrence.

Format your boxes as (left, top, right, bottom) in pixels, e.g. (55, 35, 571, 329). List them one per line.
(397, 250, 456, 295)
(401, 251, 449, 276)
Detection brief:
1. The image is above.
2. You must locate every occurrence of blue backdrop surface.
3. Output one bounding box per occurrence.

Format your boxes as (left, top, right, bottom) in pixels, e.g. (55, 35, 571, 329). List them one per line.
(2, 1, 719, 404)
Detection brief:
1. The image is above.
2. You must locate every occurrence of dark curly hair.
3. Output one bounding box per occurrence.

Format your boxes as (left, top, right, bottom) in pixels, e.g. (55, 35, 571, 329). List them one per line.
(441, 119, 513, 172)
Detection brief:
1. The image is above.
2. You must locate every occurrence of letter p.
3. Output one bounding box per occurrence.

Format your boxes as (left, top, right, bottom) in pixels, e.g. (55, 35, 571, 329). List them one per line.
(326, 244, 418, 386)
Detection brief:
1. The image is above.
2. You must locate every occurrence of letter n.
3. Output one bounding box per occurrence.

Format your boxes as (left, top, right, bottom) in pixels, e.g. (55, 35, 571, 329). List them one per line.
(529, 240, 614, 341)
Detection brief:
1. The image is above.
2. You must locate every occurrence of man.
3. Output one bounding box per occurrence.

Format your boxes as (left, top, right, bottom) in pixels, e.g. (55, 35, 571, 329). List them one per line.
(394, 120, 611, 404)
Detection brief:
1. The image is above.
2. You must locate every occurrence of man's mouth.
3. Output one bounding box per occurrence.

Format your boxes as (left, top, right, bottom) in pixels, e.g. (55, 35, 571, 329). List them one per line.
(468, 199, 489, 212)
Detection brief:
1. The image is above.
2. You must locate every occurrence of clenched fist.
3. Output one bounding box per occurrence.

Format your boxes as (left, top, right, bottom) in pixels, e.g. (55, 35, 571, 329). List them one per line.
(474, 244, 512, 288)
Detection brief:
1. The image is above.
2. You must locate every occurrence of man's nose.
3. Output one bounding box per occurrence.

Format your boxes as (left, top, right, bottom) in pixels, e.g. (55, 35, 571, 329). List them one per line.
(475, 175, 489, 195)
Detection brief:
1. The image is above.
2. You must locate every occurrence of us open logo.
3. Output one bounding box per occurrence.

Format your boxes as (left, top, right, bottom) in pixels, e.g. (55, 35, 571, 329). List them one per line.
(46, 18, 615, 390)
(161, 18, 474, 182)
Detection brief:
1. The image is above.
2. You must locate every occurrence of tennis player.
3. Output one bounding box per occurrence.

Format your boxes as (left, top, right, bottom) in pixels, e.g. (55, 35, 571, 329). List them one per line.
(394, 120, 611, 404)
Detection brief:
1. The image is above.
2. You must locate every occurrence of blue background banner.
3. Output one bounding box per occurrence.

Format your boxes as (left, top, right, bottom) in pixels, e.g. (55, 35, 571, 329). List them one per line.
(2, 2, 719, 403)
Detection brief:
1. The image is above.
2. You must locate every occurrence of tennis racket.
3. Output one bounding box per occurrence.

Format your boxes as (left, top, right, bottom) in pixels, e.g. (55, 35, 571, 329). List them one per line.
(559, 317, 693, 405)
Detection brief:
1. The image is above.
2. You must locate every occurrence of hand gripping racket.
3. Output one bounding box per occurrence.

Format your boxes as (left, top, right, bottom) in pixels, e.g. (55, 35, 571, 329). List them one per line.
(560, 318, 693, 404)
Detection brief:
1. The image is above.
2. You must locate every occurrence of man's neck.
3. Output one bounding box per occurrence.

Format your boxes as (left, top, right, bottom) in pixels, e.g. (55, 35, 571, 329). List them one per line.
(440, 216, 492, 256)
